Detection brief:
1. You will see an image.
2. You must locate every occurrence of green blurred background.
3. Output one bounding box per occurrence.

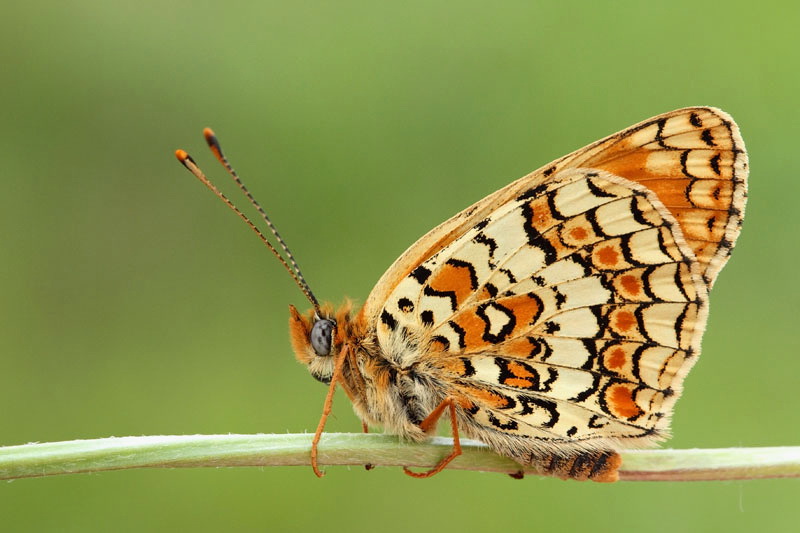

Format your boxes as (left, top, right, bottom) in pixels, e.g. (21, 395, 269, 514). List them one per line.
(1, 1, 797, 531)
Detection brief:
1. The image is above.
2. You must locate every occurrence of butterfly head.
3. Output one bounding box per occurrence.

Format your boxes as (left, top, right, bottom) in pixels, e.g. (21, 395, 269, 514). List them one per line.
(288, 301, 357, 384)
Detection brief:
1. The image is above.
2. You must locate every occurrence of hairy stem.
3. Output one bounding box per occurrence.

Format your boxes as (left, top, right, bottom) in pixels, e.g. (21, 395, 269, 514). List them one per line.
(0, 434, 797, 482)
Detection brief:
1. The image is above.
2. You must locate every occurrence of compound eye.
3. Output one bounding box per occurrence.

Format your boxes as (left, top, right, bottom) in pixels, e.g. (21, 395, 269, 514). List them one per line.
(310, 318, 335, 356)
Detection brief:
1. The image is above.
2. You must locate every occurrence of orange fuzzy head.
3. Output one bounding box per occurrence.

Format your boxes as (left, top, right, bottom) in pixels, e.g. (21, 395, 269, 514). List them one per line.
(288, 301, 358, 384)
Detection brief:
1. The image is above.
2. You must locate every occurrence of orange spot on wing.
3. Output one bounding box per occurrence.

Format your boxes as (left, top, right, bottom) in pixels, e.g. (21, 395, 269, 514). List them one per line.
(461, 386, 512, 410)
(570, 227, 588, 240)
(501, 361, 536, 388)
(503, 338, 536, 358)
(477, 286, 495, 300)
(607, 347, 626, 369)
(620, 274, 641, 296)
(527, 197, 556, 232)
(597, 246, 620, 266)
(452, 310, 488, 350)
(496, 293, 543, 334)
(507, 361, 535, 378)
(428, 262, 475, 307)
(504, 377, 533, 388)
(430, 338, 449, 352)
(614, 310, 636, 331)
(607, 384, 643, 418)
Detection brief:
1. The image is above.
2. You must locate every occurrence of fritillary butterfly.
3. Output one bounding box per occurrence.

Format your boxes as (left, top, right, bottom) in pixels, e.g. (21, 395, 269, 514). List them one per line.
(176, 107, 747, 482)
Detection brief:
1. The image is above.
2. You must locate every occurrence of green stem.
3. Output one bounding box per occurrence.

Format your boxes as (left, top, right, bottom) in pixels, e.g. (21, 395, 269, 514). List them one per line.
(0, 434, 797, 482)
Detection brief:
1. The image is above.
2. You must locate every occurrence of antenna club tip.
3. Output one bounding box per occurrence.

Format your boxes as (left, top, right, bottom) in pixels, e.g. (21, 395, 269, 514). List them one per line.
(202, 127, 224, 160)
(174, 149, 194, 167)
(203, 127, 220, 147)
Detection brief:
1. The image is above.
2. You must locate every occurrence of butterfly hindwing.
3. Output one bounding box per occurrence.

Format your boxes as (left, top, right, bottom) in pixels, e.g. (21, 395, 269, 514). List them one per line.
(375, 169, 708, 453)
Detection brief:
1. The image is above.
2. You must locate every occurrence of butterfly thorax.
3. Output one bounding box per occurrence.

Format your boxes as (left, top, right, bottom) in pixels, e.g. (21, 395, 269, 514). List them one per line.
(289, 302, 447, 441)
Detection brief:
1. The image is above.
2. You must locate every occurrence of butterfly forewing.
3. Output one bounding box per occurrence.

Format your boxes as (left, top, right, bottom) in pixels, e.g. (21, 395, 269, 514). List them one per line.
(365, 107, 746, 324)
(375, 169, 708, 455)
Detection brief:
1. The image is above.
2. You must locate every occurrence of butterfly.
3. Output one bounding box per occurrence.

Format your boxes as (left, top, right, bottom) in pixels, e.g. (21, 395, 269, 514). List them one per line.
(176, 107, 747, 482)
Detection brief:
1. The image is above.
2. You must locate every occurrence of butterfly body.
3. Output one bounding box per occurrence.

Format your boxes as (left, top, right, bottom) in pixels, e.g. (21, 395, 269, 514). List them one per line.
(290, 303, 440, 442)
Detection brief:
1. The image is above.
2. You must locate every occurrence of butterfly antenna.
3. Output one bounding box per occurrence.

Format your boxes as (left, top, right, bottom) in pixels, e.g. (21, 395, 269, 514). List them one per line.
(201, 129, 320, 309)
(174, 147, 321, 313)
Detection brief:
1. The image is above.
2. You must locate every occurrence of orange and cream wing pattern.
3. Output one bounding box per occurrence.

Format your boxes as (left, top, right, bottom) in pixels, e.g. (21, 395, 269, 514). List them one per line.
(364, 107, 746, 322)
(547, 107, 747, 287)
(375, 168, 708, 454)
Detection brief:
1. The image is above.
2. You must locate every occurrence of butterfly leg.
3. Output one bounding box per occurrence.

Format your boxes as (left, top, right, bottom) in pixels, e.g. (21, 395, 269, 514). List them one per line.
(403, 398, 461, 478)
(360, 421, 375, 471)
(310, 343, 350, 477)
(531, 450, 622, 482)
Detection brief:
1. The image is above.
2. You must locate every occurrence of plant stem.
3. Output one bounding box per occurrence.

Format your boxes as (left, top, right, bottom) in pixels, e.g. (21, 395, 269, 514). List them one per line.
(0, 434, 797, 482)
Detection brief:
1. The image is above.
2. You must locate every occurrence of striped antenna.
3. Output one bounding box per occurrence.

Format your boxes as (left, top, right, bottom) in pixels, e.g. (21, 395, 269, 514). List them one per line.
(174, 139, 321, 313)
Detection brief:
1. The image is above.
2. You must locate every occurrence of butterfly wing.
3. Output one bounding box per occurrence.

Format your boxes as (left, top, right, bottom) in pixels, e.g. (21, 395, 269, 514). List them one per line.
(370, 168, 708, 457)
(364, 107, 746, 325)
(551, 107, 747, 288)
